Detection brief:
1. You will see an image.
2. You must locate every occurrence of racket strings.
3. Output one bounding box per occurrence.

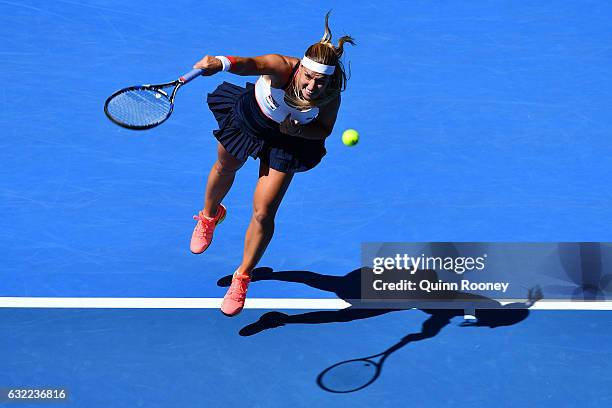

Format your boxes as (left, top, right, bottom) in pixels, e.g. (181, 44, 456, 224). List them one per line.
(106, 88, 172, 127)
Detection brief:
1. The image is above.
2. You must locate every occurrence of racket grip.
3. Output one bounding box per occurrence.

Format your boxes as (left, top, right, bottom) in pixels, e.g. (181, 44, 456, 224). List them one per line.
(179, 68, 205, 84)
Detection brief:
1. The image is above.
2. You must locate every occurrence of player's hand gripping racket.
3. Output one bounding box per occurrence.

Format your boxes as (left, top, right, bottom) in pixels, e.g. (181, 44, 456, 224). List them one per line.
(104, 68, 204, 130)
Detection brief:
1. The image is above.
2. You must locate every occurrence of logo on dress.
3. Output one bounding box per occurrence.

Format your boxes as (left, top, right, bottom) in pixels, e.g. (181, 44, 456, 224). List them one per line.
(265, 95, 279, 110)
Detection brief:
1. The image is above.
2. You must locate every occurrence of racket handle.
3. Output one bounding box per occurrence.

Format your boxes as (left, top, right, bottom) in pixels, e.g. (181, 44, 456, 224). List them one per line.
(179, 68, 205, 84)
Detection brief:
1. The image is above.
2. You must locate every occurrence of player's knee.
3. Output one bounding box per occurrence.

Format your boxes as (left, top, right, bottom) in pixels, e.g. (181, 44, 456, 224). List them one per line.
(253, 206, 275, 226)
(214, 159, 241, 176)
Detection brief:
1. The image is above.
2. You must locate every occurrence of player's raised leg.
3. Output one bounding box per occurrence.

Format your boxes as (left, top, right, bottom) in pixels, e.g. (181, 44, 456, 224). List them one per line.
(190, 142, 244, 254)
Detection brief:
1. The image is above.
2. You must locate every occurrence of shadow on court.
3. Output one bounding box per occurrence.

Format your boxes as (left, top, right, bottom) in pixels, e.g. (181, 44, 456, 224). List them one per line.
(547, 243, 612, 300)
(218, 266, 541, 392)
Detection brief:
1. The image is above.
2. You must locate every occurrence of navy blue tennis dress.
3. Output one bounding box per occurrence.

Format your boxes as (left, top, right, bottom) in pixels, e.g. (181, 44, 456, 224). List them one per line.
(206, 63, 326, 173)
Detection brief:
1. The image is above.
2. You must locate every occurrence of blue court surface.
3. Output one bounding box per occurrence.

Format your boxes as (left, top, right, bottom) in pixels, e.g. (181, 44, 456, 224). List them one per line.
(2, 0, 612, 406)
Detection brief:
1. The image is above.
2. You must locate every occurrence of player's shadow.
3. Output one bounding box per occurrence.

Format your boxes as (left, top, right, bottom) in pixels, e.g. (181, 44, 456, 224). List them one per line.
(216, 267, 538, 337)
(218, 267, 540, 393)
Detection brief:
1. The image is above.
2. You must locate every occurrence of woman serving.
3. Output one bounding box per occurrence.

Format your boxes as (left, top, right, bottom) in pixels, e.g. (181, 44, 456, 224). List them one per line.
(190, 13, 354, 316)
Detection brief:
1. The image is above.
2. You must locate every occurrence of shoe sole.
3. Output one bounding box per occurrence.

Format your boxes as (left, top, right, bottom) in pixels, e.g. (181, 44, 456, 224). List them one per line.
(189, 206, 227, 255)
(221, 308, 242, 317)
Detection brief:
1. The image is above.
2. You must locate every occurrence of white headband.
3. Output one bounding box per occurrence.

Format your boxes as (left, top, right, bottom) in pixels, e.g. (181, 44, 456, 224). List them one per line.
(301, 56, 335, 75)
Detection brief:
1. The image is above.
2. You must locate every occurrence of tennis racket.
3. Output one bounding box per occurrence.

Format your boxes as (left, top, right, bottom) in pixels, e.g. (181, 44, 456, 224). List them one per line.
(104, 68, 204, 130)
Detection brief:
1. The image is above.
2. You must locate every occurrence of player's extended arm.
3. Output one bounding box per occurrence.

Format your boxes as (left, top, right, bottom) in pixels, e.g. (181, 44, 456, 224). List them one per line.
(193, 54, 293, 79)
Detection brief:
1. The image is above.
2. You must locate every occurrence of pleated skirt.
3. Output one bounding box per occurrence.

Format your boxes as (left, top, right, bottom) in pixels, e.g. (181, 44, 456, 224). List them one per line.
(206, 82, 326, 173)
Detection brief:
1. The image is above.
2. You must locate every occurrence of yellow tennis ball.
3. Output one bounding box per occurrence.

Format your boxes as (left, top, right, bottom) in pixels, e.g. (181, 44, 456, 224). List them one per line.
(342, 129, 359, 146)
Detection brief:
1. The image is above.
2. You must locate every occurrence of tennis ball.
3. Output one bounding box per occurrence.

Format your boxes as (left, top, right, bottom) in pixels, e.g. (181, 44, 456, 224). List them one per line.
(342, 129, 359, 146)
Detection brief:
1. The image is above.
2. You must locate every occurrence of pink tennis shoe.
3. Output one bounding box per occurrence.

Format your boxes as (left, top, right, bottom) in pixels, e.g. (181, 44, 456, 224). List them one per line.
(190, 204, 227, 254)
(221, 272, 252, 317)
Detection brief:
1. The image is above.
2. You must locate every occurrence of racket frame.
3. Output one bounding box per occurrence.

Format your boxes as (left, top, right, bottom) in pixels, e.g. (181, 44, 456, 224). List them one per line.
(104, 68, 203, 130)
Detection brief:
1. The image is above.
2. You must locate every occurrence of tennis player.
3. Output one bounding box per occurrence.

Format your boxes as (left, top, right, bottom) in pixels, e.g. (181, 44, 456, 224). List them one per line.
(190, 13, 355, 316)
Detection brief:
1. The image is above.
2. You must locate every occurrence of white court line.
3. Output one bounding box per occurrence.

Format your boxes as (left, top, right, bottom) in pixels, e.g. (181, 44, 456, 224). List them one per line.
(0, 297, 611, 310)
(0, 297, 351, 309)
